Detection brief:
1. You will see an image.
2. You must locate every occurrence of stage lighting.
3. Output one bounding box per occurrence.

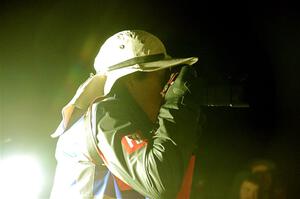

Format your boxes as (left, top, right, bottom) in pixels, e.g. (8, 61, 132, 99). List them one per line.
(0, 155, 43, 199)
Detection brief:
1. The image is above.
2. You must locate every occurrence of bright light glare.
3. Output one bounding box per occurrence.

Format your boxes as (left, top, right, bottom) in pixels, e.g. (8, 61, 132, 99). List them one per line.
(0, 155, 43, 199)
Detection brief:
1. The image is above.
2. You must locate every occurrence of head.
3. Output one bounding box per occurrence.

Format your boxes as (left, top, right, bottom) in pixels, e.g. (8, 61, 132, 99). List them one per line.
(91, 30, 198, 121)
(120, 69, 168, 122)
(231, 171, 262, 199)
(93, 29, 198, 95)
(248, 159, 276, 191)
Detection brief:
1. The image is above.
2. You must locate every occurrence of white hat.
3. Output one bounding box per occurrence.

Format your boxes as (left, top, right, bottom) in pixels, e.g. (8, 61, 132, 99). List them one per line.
(94, 29, 198, 95)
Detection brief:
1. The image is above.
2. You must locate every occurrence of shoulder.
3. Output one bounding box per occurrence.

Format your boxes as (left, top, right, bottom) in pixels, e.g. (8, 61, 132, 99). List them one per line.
(92, 95, 153, 137)
(92, 96, 130, 121)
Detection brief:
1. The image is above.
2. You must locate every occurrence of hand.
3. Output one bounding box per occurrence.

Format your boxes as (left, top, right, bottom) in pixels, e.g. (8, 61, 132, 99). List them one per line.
(164, 65, 198, 101)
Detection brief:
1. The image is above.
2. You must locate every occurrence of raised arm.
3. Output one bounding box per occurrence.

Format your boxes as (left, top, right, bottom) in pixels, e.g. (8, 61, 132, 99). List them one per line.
(92, 66, 203, 198)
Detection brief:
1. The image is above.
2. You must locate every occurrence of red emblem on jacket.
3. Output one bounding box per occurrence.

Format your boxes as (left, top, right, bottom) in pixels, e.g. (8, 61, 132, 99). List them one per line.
(121, 131, 147, 154)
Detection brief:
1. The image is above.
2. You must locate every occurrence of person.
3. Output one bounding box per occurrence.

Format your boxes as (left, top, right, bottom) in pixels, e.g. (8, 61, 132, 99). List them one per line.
(247, 159, 287, 199)
(229, 170, 262, 199)
(229, 159, 287, 199)
(50, 29, 204, 199)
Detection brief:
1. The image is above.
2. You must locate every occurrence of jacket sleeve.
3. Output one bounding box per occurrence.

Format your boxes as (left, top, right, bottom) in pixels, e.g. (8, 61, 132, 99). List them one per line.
(93, 66, 203, 199)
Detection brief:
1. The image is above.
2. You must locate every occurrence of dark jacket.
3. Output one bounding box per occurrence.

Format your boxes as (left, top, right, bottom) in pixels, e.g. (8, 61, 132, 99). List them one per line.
(87, 67, 203, 198)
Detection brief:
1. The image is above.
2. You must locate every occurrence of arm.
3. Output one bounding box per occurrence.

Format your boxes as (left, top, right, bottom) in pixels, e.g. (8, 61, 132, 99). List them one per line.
(93, 66, 203, 198)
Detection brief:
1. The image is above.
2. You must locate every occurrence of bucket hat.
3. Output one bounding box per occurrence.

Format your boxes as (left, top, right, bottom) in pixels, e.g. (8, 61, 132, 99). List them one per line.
(51, 30, 198, 137)
(95, 29, 198, 95)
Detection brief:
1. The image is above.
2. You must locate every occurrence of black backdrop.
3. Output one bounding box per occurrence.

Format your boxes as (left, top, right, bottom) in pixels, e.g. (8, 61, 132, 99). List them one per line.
(1, 0, 299, 198)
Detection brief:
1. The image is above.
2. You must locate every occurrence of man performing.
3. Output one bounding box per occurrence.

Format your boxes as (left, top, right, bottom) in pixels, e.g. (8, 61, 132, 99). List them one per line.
(50, 29, 204, 199)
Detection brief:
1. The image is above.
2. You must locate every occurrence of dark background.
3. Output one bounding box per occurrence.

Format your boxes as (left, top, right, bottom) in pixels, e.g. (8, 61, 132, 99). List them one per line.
(0, 0, 299, 198)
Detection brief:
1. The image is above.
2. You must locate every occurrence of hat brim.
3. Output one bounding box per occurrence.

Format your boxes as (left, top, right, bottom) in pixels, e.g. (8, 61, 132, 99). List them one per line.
(103, 56, 198, 95)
